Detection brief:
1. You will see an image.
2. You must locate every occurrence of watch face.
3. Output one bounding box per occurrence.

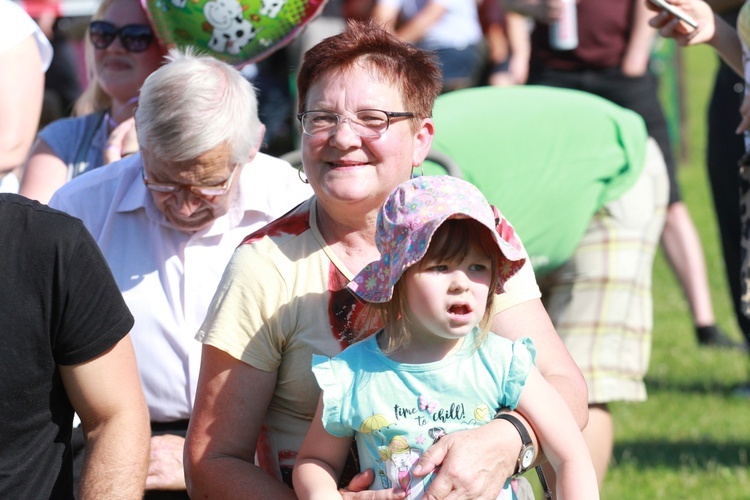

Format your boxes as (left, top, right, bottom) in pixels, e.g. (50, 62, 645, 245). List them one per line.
(521, 447, 535, 468)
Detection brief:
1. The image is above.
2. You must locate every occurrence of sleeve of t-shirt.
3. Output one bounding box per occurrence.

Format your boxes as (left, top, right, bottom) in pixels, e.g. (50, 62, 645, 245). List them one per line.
(484, 335, 536, 410)
(0, 2, 52, 70)
(311, 354, 356, 438)
(37, 116, 89, 167)
(492, 244, 541, 313)
(53, 217, 134, 366)
(197, 242, 294, 372)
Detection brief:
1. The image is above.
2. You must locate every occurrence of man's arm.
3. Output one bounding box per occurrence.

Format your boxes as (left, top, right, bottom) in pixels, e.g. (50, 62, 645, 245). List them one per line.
(60, 334, 150, 499)
(485, 8, 531, 86)
(506, 12, 532, 84)
(184, 345, 297, 499)
(372, 3, 401, 32)
(372, 0, 447, 44)
(413, 299, 588, 498)
(622, 0, 658, 76)
(391, 1, 447, 44)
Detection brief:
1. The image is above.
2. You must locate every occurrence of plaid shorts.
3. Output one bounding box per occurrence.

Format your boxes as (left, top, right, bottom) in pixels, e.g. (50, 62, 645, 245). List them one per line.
(539, 138, 669, 404)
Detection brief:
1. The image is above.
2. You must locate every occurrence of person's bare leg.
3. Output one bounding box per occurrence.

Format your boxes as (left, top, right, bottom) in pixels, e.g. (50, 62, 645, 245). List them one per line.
(660, 201, 715, 327)
(660, 201, 746, 348)
(583, 403, 613, 488)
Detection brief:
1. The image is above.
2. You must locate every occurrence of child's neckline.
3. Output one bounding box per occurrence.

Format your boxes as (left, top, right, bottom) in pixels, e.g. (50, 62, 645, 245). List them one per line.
(374, 329, 476, 366)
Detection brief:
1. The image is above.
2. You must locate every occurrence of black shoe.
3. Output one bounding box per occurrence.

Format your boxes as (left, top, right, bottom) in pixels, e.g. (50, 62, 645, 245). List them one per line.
(695, 325, 748, 351)
(732, 382, 750, 398)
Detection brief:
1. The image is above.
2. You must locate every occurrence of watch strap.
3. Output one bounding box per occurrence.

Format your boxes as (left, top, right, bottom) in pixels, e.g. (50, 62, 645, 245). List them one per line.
(494, 412, 534, 475)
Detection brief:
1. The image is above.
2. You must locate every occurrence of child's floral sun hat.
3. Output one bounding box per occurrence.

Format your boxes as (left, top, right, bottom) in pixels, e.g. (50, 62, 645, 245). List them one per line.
(348, 175, 527, 303)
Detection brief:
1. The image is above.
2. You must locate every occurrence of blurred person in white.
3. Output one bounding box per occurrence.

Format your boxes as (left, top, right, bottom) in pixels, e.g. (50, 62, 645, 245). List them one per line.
(49, 48, 313, 498)
(372, 0, 486, 92)
(0, 0, 52, 193)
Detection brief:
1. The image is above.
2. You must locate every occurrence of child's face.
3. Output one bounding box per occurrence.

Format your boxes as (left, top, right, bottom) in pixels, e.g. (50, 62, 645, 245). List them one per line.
(402, 243, 492, 346)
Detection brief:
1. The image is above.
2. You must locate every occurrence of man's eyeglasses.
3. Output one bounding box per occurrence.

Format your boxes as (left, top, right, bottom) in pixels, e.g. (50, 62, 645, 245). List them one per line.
(297, 109, 416, 138)
(141, 164, 239, 198)
(89, 21, 155, 53)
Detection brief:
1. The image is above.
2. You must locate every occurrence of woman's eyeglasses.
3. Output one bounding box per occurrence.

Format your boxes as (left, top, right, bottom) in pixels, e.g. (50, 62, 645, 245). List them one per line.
(297, 109, 416, 138)
(89, 21, 155, 53)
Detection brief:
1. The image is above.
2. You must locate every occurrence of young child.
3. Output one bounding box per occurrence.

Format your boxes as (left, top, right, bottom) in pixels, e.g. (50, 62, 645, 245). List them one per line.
(293, 176, 599, 500)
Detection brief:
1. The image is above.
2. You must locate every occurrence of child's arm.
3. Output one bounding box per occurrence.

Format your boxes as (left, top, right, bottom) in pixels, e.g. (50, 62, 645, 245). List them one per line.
(293, 397, 352, 500)
(514, 367, 600, 499)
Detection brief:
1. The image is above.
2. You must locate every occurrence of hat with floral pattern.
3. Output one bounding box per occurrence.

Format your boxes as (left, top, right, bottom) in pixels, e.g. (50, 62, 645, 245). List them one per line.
(348, 175, 527, 303)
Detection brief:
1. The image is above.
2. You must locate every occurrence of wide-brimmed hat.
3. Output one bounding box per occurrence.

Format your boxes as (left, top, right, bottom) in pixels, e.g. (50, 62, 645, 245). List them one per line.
(348, 175, 526, 303)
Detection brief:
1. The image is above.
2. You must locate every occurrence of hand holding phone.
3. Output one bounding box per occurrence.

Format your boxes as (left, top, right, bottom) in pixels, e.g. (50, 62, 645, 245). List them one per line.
(647, 0, 699, 30)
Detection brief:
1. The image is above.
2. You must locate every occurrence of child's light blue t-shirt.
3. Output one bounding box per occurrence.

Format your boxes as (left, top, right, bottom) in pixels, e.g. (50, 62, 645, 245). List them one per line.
(312, 330, 536, 499)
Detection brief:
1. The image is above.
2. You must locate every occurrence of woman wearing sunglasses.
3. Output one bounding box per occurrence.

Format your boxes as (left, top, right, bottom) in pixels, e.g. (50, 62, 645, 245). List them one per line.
(19, 0, 165, 204)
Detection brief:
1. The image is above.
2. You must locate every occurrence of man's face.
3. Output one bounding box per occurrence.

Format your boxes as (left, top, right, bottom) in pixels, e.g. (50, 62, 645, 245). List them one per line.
(141, 143, 240, 233)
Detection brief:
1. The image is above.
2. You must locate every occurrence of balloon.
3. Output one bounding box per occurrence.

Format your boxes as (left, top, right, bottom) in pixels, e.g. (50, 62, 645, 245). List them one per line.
(143, 0, 329, 67)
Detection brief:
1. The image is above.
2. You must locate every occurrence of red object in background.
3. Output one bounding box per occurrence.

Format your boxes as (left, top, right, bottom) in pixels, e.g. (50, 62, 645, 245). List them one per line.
(18, 0, 99, 17)
(17, 0, 61, 17)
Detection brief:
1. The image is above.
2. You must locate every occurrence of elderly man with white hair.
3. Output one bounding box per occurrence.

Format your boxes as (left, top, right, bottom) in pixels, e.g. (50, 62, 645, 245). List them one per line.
(50, 49, 313, 498)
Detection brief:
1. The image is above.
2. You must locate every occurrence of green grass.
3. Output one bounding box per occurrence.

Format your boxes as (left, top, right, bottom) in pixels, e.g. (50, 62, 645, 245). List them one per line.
(605, 44, 749, 498)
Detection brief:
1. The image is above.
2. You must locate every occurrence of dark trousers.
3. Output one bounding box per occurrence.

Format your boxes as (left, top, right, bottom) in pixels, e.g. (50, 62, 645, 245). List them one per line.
(528, 66, 680, 204)
(707, 62, 750, 342)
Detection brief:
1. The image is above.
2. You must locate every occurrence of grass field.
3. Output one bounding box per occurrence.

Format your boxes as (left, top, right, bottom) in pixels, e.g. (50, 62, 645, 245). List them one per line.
(601, 43, 748, 498)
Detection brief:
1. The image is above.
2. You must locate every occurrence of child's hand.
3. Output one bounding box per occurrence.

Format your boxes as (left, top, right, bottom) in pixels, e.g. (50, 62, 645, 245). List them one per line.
(339, 469, 406, 499)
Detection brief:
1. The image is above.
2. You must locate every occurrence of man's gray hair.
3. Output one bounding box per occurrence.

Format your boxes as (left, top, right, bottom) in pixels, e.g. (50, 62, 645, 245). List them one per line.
(136, 48, 262, 163)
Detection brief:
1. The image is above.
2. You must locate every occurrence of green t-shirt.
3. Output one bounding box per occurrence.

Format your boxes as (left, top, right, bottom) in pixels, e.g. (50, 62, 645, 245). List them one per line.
(427, 86, 648, 276)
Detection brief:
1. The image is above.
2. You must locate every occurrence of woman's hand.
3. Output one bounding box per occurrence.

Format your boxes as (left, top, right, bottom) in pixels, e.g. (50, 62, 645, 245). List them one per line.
(646, 0, 715, 46)
(410, 420, 520, 499)
(104, 117, 139, 164)
(646, 0, 744, 75)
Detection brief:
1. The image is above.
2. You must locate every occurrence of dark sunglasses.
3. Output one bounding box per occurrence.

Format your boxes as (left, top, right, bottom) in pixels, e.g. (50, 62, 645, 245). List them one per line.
(89, 20, 154, 53)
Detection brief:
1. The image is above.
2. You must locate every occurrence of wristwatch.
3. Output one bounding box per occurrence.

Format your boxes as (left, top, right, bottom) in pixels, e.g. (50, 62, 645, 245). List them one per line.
(494, 411, 535, 476)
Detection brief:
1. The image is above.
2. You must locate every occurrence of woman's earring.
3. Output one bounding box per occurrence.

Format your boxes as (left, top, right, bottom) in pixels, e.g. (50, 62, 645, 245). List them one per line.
(298, 164, 309, 184)
(411, 164, 425, 178)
